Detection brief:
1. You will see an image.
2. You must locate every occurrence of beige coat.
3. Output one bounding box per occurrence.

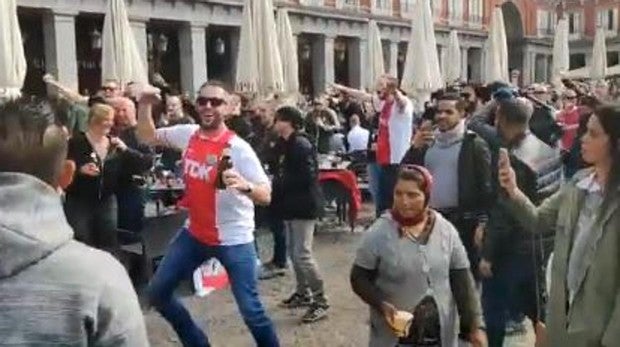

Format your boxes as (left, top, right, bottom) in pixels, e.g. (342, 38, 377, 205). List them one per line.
(506, 169, 620, 347)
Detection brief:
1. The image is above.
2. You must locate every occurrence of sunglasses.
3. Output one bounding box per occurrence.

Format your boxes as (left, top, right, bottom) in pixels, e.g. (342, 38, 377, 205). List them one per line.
(196, 97, 226, 107)
(563, 96, 577, 100)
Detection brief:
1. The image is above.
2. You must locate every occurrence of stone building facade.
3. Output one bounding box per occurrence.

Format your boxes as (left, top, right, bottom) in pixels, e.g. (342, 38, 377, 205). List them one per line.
(15, 0, 610, 97)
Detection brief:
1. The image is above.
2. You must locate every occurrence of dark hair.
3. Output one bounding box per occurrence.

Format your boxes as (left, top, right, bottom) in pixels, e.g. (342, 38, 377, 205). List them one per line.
(275, 106, 304, 130)
(487, 81, 511, 95)
(0, 100, 68, 185)
(88, 95, 107, 107)
(592, 104, 620, 202)
(437, 92, 468, 112)
(397, 165, 433, 206)
(474, 85, 492, 103)
(497, 98, 530, 126)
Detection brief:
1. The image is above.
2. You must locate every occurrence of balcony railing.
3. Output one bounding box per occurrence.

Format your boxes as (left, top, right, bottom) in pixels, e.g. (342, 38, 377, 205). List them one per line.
(336, 0, 361, 11)
(568, 32, 582, 40)
(538, 28, 554, 37)
(299, 0, 324, 7)
(371, 0, 392, 16)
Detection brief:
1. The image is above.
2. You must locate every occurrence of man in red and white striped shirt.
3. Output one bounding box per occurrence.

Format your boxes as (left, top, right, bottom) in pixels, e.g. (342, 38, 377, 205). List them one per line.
(135, 81, 280, 347)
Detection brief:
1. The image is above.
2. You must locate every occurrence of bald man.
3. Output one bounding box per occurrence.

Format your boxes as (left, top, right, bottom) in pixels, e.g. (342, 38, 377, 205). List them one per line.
(161, 95, 194, 126)
(110, 97, 137, 135)
(110, 97, 155, 234)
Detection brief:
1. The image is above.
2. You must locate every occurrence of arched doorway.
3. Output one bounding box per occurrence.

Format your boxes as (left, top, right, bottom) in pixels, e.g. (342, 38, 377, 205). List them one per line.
(501, 1, 524, 83)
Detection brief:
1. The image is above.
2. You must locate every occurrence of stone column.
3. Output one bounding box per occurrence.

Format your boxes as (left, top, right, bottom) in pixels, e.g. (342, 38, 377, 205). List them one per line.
(541, 54, 549, 83)
(534, 54, 545, 83)
(129, 18, 149, 75)
(469, 47, 482, 83)
(461, 47, 469, 81)
(229, 29, 241, 87)
(522, 48, 530, 85)
(389, 40, 399, 77)
(312, 34, 335, 94)
(43, 10, 79, 92)
(347, 38, 367, 89)
(179, 22, 208, 96)
(522, 49, 536, 85)
(438, 45, 446, 79)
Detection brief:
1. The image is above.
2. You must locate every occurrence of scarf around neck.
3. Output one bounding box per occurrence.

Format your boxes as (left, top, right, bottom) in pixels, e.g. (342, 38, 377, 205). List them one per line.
(434, 119, 466, 147)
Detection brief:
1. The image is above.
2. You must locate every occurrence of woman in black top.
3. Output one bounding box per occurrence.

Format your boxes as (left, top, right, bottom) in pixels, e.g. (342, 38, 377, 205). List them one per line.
(64, 103, 142, 255)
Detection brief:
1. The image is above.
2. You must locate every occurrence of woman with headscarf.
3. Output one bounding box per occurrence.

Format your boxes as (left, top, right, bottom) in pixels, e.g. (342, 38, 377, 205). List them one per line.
(350, 165, 487, 347)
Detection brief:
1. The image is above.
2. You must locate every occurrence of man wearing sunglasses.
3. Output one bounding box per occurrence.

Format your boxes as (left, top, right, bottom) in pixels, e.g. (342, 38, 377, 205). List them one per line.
(101, 80, 121, 99)
(134, 81, 280, 347)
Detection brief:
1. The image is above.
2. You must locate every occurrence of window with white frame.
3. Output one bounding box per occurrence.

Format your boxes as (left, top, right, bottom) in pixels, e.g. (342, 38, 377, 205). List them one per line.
(468, 0, 483, 26)
(597, 8, 618, 33)
(568, 11, 583, 37)
(372, 0, 391, 15)
(537, 10, 556, 37)
(400, 0, 414, 17)
(448, 0, 463, 24)
(336, 0, 359, 10)
(432, 0, 442, 20)
(299, 0, 324, 6)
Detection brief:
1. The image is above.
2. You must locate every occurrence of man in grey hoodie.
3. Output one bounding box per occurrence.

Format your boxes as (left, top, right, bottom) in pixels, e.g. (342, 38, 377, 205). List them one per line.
(0, 101, 149, 346)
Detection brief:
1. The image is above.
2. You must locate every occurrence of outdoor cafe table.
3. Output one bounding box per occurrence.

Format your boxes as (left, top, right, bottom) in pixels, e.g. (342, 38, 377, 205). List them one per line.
(318, 167, 362, 230)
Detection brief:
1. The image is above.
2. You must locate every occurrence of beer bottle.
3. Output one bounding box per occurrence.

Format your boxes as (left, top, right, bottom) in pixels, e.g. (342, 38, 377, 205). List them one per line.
(216, 146, 233, 190)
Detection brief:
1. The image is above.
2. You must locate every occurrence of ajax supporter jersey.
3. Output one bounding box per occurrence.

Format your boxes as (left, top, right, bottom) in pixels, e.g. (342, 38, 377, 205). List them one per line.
(157, 124, 269, 245)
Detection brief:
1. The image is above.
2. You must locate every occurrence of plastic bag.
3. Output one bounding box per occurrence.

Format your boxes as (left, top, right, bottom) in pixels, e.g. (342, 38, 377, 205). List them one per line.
(193, 258, 229, 297)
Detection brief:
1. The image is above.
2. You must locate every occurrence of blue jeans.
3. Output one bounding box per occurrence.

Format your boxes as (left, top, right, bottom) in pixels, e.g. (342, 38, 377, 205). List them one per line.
(269, 217, 287, 268)
(367, 162, 381, 208)
(147, 229, 280, 347)
(376, 164, 398, 217)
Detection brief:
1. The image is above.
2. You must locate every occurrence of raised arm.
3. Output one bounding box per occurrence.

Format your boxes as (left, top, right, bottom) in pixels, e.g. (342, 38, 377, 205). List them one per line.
(394, 89, 410, 110)
(43, 74, 88, 104)
(332, 83, 373, 102)
(498, 149, 563, 235)
(467, 100, 499, 146)
(133, 85, 161, 146)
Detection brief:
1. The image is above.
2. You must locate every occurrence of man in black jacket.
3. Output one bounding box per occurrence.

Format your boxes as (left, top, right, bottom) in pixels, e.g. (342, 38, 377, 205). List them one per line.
(111, 97, 154, 234)
(475, 98, 562, 347)
(271, 106, 329, 323)
(401, 93, 493, 279)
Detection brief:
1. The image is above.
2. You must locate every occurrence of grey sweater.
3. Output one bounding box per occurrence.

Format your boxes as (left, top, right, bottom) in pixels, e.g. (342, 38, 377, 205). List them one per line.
(0, 173, 149, 346)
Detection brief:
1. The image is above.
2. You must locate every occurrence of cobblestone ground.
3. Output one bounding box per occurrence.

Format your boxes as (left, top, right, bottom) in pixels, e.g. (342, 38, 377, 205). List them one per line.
(144, 206, 534, 347)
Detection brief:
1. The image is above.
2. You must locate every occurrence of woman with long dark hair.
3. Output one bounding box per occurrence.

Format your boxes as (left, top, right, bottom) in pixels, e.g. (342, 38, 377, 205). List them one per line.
(499, 104, 620, 346)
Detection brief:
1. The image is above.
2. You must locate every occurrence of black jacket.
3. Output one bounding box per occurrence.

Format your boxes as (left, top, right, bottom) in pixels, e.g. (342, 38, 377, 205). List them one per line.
(66, 132, 144, 202)
(482, 133, 562, 264)
(271, 132, 323, 220)
(529, 105, 563, 148)
(117, 127, 155, 192)
(401, 130, 493, 223)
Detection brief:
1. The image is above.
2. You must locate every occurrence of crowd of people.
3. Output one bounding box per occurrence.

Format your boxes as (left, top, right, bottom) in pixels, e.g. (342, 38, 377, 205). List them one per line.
(0, 70, 619, 347)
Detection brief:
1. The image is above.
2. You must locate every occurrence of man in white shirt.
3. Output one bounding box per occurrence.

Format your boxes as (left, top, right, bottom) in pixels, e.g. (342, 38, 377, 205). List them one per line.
(347, 115, 370, 153)
(133, 81, 280, 347)
(333, 76, 414, 215)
